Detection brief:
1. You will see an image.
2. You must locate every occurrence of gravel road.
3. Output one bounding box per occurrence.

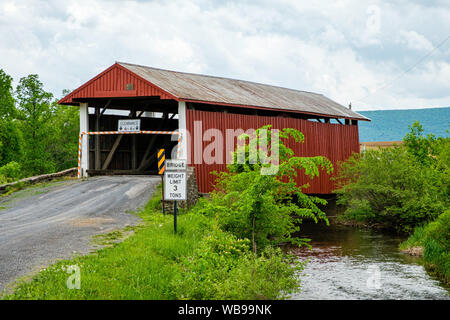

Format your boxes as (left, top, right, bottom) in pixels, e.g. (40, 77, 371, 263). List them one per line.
(0, 175, 160, 292)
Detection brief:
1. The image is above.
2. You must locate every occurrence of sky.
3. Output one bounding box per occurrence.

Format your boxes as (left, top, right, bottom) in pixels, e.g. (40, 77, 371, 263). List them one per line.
(0, 0, 449, 111)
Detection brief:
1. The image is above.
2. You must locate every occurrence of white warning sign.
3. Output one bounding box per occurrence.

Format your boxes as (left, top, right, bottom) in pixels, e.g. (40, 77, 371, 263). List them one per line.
(118, 119, 140, 132)
(164, 171, 187, 201)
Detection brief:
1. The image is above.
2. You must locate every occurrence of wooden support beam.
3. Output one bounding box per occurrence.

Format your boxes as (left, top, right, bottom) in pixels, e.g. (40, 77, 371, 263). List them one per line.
(102, 135, 123, 170)
(95, 107, 101, 170)
(100, 99, 111, 116)
(335, 118, 343, 125)
(137, 110, 145, 118)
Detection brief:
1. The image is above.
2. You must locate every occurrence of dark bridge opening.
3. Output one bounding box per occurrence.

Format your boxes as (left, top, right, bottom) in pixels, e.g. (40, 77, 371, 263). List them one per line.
(80, 97, 180, 176)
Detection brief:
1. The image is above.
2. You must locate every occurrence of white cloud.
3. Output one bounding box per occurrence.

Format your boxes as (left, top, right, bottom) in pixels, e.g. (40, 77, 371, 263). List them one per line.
(0, 0, 449, 110)
(399, 30, 435, 52)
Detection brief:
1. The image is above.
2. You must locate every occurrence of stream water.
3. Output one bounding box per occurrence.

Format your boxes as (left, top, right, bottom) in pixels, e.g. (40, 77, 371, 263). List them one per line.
(290, 215, 449, 300)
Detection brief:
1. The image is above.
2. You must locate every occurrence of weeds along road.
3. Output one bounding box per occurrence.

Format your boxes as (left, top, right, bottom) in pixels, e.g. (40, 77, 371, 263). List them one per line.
(0, 176, 160, 292)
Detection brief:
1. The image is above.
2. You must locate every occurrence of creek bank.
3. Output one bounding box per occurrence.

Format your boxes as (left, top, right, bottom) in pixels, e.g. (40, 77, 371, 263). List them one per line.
(401, 246, 424, 257)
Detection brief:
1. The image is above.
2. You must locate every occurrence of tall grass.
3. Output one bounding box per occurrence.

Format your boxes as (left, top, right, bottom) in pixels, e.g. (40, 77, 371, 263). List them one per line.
(400, 210, 449, 285)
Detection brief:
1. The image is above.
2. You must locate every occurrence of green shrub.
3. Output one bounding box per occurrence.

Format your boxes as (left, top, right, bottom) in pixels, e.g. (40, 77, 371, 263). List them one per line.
(335, 122, 449, 233)
(171, 227, 302, 300)
(401, 210, 450, 284)
(0, 161, 22, 182)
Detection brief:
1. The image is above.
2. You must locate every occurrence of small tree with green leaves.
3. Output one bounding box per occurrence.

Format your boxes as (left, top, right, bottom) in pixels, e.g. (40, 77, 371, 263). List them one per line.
(195, 125, 333, 253)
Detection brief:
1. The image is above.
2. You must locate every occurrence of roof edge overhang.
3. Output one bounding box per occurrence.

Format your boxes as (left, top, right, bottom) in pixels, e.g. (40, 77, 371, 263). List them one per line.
(179, 98, 370, 121)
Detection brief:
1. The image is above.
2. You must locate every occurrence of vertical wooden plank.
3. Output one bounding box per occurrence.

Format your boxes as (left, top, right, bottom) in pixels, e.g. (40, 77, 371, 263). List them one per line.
(132, 135, 137, 170)
(80, 103, 89, 177)
(95, 107, 101, 170)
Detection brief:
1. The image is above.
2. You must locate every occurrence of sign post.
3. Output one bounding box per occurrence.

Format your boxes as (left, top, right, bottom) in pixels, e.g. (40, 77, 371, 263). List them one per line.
(164, 160, 187, 234)
(158, 149, 165, 215)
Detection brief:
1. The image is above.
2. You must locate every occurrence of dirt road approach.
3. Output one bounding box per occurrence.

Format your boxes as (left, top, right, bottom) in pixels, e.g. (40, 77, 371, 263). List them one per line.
(0, 175, 160, 292)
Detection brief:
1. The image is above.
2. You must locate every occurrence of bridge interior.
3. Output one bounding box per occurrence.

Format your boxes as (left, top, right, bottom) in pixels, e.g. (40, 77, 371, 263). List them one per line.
(78, 97, 180, 176)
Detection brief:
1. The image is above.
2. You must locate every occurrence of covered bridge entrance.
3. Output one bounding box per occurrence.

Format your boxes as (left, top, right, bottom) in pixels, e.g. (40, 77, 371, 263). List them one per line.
(59, 62, 369, 194)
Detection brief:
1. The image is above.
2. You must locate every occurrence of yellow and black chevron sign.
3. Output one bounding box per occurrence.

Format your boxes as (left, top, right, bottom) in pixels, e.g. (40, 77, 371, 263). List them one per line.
(158, 149, 165, 175)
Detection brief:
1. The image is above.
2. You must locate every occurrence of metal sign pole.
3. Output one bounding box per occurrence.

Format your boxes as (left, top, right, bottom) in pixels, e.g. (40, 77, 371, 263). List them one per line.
(161, 175, 165, 215)
(174, 200, 178, 234)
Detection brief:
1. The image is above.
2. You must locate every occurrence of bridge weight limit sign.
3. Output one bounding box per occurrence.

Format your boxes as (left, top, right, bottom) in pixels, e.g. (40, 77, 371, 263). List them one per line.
(164, 160, 187, 234)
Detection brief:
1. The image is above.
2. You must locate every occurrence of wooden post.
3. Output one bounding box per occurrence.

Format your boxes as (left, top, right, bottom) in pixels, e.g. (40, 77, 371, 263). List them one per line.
(95, 107, 101, 170)
(178, 101, 187, 160)
(132, 135, 137, 170)
(80, 103, 89, 177)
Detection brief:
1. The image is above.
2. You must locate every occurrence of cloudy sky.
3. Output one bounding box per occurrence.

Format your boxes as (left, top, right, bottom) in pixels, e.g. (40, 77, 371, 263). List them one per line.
(0, 0, 449, 111)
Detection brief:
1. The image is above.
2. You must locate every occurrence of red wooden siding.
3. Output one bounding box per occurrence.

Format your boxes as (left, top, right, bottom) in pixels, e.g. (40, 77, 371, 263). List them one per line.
(186, 109, 360, 194)
(59, 64, 174, 104)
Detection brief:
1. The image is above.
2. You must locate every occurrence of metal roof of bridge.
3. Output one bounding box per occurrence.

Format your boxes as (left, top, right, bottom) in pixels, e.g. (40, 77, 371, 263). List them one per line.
(59, 61, 369, 121)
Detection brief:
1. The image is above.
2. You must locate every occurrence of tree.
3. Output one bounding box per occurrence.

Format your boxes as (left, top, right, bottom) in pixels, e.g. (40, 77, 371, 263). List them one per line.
(0, 69, 16, 119)
(195, 125, 333, 253)
(46, 104, 79, 171)
(0, 69, 23, 167)
(403, 121, 437, 166)
(15, 74, 55, 175)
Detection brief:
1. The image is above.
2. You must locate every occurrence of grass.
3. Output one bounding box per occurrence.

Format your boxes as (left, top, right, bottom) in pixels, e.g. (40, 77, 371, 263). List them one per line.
(400, 210, 450, 285)
(1, 186, 212, 300)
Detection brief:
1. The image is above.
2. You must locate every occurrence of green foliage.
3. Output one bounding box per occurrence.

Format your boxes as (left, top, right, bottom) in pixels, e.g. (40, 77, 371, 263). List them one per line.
(401, 210, 450, 284)
(0, 161, 22, 182)
(0, 69, 79, 179)
(0, 69, 16, 119)
(15, 74, 56, 175)
(403, 121, 438, 166)
(45, 105, 79, 171)
(335, 122, 449, 233)
(170, 226, 302, 300)
(196, 125, 331, 253)
(0, 119, 23, 167)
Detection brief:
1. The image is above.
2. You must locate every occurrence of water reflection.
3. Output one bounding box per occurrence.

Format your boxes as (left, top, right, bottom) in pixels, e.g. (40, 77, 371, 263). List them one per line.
(290, 221, 449, 300)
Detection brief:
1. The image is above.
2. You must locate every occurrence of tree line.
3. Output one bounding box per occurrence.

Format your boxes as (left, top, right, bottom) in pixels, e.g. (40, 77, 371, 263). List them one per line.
(0, 69, 79, 183)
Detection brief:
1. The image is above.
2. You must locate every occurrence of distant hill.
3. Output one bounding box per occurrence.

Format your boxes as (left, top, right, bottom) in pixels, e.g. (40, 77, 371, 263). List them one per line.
(357, 107, 450, 142)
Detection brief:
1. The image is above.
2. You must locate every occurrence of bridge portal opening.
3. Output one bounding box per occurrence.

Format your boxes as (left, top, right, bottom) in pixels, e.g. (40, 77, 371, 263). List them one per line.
(78, 97, 183, 177)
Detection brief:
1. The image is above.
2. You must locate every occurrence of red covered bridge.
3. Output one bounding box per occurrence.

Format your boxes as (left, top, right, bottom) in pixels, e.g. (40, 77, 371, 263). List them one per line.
(59, 62, 369, 194)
